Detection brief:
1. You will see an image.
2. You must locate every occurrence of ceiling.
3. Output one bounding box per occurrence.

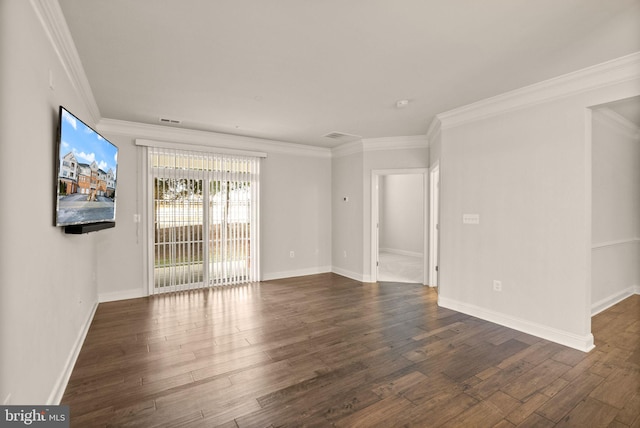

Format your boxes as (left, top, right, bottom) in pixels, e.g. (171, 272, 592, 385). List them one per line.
(58, 0, 640, 148)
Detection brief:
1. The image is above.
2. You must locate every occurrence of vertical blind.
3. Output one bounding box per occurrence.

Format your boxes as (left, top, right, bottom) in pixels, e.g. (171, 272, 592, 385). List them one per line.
(147, 146, 260, 294)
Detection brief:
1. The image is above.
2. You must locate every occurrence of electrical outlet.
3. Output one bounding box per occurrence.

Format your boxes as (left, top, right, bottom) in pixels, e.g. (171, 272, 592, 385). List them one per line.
(493, 280, 502, 292)
(343, 250, 347, 258)
(289, 251, 295, 258)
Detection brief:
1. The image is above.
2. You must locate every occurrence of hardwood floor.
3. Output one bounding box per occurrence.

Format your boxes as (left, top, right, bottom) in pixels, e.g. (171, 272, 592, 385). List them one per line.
(62, 274, 640, 427)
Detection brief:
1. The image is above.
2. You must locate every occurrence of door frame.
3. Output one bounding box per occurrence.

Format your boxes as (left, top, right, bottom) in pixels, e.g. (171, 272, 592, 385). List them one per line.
(370, 168, 429, 284)
(429, 162, 440, 290)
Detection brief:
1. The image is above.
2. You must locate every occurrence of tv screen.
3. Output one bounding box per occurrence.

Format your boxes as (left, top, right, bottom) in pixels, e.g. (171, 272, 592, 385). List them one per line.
(55, 106, 118, 228)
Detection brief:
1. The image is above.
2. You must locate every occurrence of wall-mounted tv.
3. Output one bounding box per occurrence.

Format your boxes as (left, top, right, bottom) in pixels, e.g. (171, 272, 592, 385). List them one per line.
(55, 106, 118, 233)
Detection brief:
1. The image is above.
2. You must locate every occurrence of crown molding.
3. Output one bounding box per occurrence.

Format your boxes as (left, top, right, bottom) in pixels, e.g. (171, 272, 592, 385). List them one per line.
(135, 138, 268, 158)
(592, 107, 640, 141)
(438, 52, 640, 130)
(332, 135, 428, 158)
(426, 117, 441, 144)
(98, 119, 331, 158)
(362, 135, 428, 152)
(331, 140, 365, 158)
(30, 0, 101, 125)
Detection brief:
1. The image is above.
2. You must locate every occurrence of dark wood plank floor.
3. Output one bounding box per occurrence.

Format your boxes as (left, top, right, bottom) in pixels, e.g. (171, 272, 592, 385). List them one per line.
(62, 273, 640, 427)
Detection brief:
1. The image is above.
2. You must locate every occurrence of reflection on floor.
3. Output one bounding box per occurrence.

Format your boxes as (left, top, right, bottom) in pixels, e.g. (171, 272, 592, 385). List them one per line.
(377, 250, 423, 284)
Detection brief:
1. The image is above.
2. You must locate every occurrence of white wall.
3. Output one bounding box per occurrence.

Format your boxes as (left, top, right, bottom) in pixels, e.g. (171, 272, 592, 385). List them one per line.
(436, 59, 640, 351)
(0, 0, 99, 404)
(260, 152, 332, 279)
(591, 107, 640, 314)
(380, 174, 424, 255)
(331, 151, 365, 280)
(92, 133, 144, 302)
(439, 103, 589, 338)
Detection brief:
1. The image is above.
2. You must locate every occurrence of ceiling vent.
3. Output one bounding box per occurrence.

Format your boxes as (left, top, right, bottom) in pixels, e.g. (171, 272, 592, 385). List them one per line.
(323, 131, 361, 140)
(159, 117, 181, 125)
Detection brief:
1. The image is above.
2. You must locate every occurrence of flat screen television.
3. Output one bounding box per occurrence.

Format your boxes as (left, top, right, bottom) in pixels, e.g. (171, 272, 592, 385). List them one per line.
(55, 106, 118, 233)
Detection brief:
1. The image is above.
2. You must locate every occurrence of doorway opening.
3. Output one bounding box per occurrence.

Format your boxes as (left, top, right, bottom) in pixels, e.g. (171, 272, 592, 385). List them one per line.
(371, 169, 428, 284)
(589, 96, 640, 316)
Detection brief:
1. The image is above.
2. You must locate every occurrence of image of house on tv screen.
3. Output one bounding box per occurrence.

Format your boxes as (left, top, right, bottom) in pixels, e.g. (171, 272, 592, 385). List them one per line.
(56, 108, 118, 226)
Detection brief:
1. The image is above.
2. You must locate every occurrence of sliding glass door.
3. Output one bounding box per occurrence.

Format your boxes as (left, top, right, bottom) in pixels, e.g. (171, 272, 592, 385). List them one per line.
(153, 176, 205, 289)
(148, 147, 259, 294)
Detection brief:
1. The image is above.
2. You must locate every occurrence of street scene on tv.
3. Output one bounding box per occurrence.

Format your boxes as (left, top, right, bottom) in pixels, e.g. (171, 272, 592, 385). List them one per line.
(56, 108, 118, 226)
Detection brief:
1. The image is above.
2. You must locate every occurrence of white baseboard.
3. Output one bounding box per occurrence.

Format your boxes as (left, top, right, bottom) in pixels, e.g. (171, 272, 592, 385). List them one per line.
(361, 274, 375, 283)
(47, 301, 98, 405)
(438, 296, 595, 352)
(379, 248, 423, 258)
(331, 266, 368, 283)
(262, 266, 332, 281)
(592, 285, 640, 316)
(99, 288, 146, 303)
(331, 267, 376, 283)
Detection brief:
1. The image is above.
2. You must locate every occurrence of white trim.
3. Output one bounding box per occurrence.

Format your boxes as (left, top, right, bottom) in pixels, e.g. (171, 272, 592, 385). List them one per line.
(584, 106, 593, 352)
(379, 248, 423, 258)
(47, 301, 98, 404)
(438, 52, 640, 130)
(362, 135, 429, 152)
(141, 146, 154, 297)
(99, 119, 330, 158)
(371, 168, 429, 176)
(332, 140, 364, 158)
(591, 286, 640, 316)
(362, 274, 375, 283)
(331, 267, 369, 283)
(422, 171, 429, 287)
(135, 138, 267, 158)
(99, 288, 146, 303)
(262, 266, 332, 281)
(371, 172, 380, 283)
(592, 237, 640, 249)
(592, 108, 640, 141)
(30, 0, 101, 124)
(426, 118, 442, 144)
(429, 162, 440, 289)
(332, 136, 429, 158)
(438, 296, 595, 352)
